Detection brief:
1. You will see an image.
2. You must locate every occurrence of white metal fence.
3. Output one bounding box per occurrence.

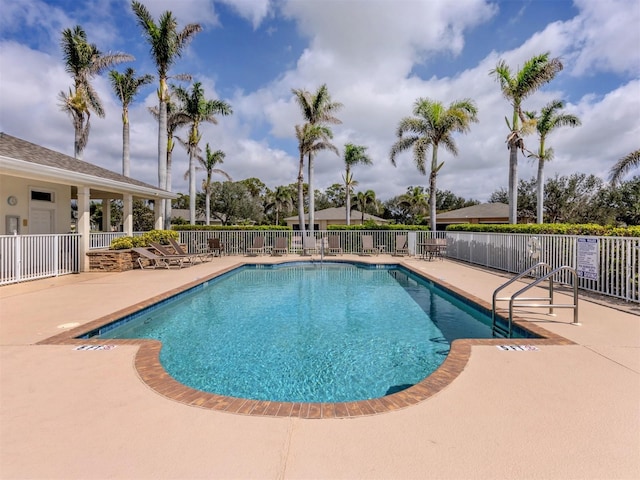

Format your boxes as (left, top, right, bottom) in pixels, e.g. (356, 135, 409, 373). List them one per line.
(444, 232, 639, 302)
(0, 234, 80, 285)
(3, 230, 638, 303)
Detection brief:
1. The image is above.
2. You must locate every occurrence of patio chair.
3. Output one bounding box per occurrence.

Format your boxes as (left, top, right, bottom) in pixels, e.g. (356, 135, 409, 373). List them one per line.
(132, 247, 185, 269)
(246, 236, 266, 256)
(302, 234, 318, 255)
(360, 235, 379, 255)
(272, 236, 289, 256)
(207, 238, 225, 256)
(169, 237, 212, 262)
(394, 235, 409, 256)
(149, 241, 199, 265)
(434, 238, 447, 260)
(327, 235, 343, 255)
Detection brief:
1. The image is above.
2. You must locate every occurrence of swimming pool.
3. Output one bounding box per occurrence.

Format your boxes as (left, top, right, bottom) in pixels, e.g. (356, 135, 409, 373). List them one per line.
(91, 262, 534, 403)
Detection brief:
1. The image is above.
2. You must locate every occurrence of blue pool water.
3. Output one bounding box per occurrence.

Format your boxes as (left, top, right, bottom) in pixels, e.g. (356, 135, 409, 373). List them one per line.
(95, 262, 532, 402)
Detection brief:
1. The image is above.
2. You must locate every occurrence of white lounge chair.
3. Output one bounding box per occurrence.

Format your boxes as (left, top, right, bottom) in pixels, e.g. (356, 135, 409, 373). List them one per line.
(132, 247, 185, 269)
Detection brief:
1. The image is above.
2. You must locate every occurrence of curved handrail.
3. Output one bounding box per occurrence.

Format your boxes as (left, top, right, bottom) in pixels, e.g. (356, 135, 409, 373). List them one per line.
(506, 265, 579, 337)
(491, 262, 551, 328)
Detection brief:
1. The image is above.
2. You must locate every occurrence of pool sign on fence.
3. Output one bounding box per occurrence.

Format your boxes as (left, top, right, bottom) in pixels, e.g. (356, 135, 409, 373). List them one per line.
(577, 237, 599, 281)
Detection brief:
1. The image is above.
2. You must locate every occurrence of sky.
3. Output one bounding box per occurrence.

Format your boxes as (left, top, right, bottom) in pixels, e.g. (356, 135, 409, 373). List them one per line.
(1, 0, 639, 203)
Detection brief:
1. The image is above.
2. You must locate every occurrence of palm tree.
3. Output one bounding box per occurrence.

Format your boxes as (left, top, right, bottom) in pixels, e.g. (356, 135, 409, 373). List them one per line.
(292, 84, 342, 233)
(294, 123, 338, 234)
(528, 100, 581, 223)
(390, 97, 478, 232)
(173, 82, 232, 224)
(271, 185, 295, 225)
(197, 144, 230, 225)
(610, 149, 640, 185)
(352, 190, 378, 224)
(490, 52, 563, 223)
(58, 25, 132, 159)
(149, 95, 192, 220)
(343, 143, 372, 225)
(399, 186, 429, 224)
(131, 0, 202, 225)
(109, 68, 153, 176)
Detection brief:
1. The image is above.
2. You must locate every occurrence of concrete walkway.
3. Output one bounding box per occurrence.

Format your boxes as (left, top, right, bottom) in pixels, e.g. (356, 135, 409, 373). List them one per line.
(1, 256, 638, 479)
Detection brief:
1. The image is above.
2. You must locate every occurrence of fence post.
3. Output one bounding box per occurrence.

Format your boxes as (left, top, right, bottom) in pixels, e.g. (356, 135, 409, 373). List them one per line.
(14, 234, 21, 283)
(53, 234, 59, 277)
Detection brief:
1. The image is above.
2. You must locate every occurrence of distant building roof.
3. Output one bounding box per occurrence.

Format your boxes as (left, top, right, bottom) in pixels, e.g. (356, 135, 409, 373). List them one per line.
(436, 203, 509, 222)
(284, 207, 388, 223)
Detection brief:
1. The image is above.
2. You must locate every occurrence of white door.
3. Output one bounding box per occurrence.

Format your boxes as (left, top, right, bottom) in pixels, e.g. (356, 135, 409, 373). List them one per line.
(30, 208, 54, 234)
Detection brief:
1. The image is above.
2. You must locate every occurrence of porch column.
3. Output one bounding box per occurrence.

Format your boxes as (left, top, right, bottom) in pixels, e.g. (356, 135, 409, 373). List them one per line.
(103, 197, 111, 232)
(77, 186, 91, 272)
(123, 193, 133, 236)
(154, 199, 163, 230)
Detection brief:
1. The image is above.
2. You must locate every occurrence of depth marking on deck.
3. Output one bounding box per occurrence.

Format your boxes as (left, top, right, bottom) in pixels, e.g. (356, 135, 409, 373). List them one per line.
(73, 345, 117, 351)
(496, 345, 540, 351)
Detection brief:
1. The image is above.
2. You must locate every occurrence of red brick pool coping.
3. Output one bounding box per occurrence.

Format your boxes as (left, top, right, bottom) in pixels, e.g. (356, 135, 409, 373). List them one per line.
(39, 260, 575, 419)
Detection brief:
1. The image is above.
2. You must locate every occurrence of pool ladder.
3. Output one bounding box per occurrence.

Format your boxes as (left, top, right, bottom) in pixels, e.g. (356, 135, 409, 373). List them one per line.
(491, 262, 579, 338)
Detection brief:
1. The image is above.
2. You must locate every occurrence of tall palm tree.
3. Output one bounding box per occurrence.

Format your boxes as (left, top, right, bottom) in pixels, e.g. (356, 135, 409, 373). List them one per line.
(131, 0, 202, 226)
(149, 95, 191, 220)
(294, 123, 338, 234)
(490, 52, 563, 223)
(173, 81, 232, 224)
(352, 190, 378, 224)
(109, 68, 153, 176)
(292, 84, 342, 233)
(528, 100, 581, 223)
(196, 143, 230, 225)
(343, 143, 372, 225)
(390, 97, 478, 232)
(58, 25, 132, 159)
(399, 186, 429, 224)
(610, 149, 640, 185)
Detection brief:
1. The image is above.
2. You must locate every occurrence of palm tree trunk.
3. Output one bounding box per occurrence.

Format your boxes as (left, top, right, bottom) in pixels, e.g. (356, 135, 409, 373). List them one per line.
(74, 115, 84, 160)
(536, 158, 545, 224)
(508, 142, 518, 224)
(205, 189, 211, 225)
(189, 149, 196, 225)
(158, 80, 169, 229)
(307, 153, 314, 234)
(297, 154, 306, 235)
(429, 148, 438, 232)
(346, 185, 351, 226)
(122, 111, 130, 176)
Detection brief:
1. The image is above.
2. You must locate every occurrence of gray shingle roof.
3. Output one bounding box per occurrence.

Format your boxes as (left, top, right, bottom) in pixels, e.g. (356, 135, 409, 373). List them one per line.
(284, 206, 388, 222)
(0, 132, 165, 192)
(436, 203, 509, 220)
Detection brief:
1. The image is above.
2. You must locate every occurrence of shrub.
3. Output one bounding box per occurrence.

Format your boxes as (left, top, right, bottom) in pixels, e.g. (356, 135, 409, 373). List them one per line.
(109, 230, 178, 249)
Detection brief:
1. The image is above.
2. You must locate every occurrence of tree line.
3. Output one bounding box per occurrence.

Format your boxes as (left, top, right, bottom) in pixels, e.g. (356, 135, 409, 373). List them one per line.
(59, 2, 638, 232)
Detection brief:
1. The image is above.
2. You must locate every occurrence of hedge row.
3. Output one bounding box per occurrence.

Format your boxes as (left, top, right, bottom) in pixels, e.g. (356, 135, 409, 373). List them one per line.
(172, 225, 291, 231)
(445, 223, 640, 237)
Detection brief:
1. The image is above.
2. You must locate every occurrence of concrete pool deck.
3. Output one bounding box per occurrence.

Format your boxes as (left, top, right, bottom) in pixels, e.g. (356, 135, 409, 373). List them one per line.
(1, 255, 638, 479)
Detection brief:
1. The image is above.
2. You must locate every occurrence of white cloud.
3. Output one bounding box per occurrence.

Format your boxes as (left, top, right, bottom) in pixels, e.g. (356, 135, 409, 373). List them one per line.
(219, 0, 272, 29)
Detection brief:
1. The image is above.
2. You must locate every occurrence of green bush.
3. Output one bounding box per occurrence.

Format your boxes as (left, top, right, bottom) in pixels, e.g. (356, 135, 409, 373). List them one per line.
(109, 230, 178, 250)
(445, 223, 639, 237)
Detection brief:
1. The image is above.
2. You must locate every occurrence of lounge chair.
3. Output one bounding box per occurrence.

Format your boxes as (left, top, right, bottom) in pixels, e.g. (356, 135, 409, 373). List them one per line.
(169, 238, 212, 262)
(207, 238, 225, 256)
(291, 235, 303, 254)
(132, 247, 185, 269)
(327, 235, 343, 255)
(302, 235, 318, 255)
(149, 241, 199, 265)
(246, 236, 266, 256)
(272, 237, 289, 256)
(360, 235, 379, 255)
(394, 235, 409, 256)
